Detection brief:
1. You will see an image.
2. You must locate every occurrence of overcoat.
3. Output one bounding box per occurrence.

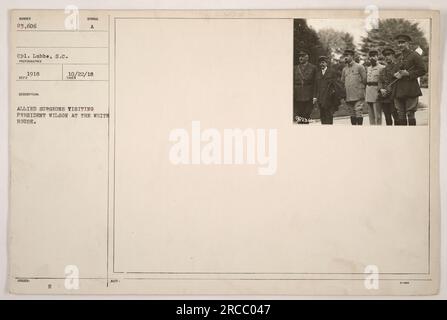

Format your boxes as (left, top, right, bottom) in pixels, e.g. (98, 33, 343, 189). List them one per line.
(294, 63, 318, 102)
(315, 67, 345, 111)
(341, 61, 367, 102)
(378, 62, 398, 103)
(393, 49, 426, 98)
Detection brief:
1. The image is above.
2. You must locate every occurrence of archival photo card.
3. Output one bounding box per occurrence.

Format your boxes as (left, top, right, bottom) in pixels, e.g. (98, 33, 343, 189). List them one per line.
(8, 9, 440, 295)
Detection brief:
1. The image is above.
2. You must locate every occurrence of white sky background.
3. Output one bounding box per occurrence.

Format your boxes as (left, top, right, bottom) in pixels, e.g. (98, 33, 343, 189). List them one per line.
(307, 18, 430, 48)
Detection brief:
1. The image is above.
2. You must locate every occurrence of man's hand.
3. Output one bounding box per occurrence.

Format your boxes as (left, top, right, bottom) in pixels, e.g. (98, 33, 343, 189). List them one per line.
(399, 69, 410, 77)
(380, 89, 388, 96)
(340, 98, 346, 105)
(312, 98, 318, 105)
(394, 71, 403, 79)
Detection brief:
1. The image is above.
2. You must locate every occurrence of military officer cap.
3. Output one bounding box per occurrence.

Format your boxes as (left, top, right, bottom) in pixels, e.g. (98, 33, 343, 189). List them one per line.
(318, 55, 329, 62)
(395, 34, 412, 42)
(342, 48, 355, 56)
(381, 47, 396, 56)
(297, 49, 310, 56)
(368, 49, 379, 56)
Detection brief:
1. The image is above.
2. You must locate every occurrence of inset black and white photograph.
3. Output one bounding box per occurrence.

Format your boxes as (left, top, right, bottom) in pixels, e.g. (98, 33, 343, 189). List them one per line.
(293, 18, 430, 125)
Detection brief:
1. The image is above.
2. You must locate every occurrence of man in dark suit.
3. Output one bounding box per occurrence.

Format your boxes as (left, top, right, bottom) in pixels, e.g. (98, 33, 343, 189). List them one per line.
(293, 49, 318, 124)
(314, 56, 345, 124)
(393, 34, 427, 125)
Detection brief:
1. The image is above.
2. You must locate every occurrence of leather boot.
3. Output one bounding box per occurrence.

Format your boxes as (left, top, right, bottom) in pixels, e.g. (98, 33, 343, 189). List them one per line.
(392, 111, 399, 125)
(357, 117, 363, 125)
(396, 118, 407, 125)
(408, 118, 416, 126)
(350, 116, 357, 125)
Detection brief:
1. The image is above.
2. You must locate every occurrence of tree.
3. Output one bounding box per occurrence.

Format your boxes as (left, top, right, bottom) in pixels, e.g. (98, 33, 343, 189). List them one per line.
(317, 28, 355, 60)
(359, 19, 428, 58)
(359, 18, 429, 87)
(293, 19, 324, 65)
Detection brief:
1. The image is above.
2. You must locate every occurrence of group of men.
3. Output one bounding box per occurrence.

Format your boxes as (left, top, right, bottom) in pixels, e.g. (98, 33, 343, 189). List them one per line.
(293, 34, 427, 125)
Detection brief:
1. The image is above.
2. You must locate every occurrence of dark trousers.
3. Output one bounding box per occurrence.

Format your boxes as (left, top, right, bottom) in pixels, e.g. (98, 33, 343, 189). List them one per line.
(394, 97, 418, 126)
(320, 108, 334, 125)
(380, 102, 399, 126)
(294, 100, 313, 123)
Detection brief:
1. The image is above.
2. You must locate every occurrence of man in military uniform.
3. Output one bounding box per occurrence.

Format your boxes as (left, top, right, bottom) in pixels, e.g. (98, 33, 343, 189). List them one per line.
(377, 47, 399, 125)
(314, 56, 345, 125)
(365, 49, 385, 125)
(393, 34, 427, 125)
(340, 49, 367, 125)
(293, 49, 318, 124)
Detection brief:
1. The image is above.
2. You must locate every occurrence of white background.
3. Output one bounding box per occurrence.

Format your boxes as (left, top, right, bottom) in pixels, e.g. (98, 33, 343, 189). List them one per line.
(0, 0, 445, 299)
